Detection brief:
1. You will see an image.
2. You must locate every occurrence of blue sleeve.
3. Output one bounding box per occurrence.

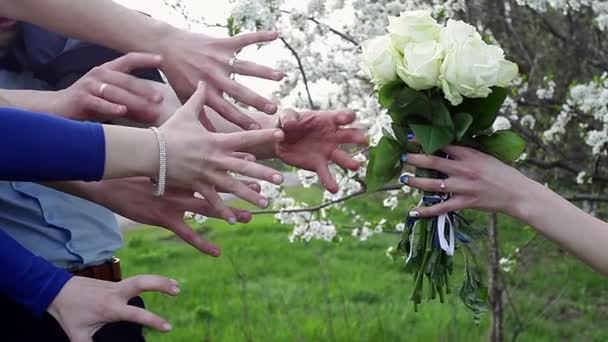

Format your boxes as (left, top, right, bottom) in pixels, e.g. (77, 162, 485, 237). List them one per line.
(0, 107, 105, 181)
(0, 228, 72, 316)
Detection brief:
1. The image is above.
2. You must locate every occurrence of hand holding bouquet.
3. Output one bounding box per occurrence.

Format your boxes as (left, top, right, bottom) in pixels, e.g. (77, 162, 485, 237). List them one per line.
(361, 10, 526, 316)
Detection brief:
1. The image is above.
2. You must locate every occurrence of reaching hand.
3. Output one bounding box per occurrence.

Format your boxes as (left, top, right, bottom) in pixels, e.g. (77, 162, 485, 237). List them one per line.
(47, 275, 180, 342)
(160, 30, 284, 130)
(276, 110, 368, 193)
(55, 53, 165, 123)
(160, 82, 285, 223)
(93, 178, 260, 257)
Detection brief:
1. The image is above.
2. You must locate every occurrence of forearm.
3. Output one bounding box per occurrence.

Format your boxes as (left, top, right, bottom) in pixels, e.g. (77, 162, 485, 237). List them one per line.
(0, 107, 157, 182)
(510, 180, 608, 274)
(206, 107, 279, 159)
(41, 181, 100, 203)
(102, 125, 158, 179)
(0, 0, 175, 55)
(0, 229, 72, 316)
(0, 90, 67, 118)
(0, 107, 105, 181)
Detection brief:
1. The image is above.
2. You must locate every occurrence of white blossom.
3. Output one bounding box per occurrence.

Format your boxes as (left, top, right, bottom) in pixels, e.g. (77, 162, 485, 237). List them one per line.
(520, 114, 536, 129)
(576, 171, 589, 184)
(499, 257, 515, 273)
(385, 246, 395, 259)
(383, 196, 399, 210)
(297, 170, 318, 188)
(492, 116, 512, 132)
(536, 76, 556, 100)
(194, 214, 208, 224)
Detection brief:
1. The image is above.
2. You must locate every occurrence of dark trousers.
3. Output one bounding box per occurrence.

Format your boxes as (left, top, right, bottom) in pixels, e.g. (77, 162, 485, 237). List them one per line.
(0, 294, 146, 342)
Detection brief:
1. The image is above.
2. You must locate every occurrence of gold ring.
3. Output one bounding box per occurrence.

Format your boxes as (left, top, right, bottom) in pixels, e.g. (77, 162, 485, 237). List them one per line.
(99, 83, 108, 98)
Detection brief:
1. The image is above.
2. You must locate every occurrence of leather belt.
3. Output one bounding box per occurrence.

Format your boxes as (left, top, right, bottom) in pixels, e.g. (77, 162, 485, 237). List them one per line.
(69, 257, 122, 282)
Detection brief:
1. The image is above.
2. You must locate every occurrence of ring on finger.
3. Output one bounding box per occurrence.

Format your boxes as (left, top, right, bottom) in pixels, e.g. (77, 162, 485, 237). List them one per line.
(439, 179, 447, 191)
(98, 83, 108, 98)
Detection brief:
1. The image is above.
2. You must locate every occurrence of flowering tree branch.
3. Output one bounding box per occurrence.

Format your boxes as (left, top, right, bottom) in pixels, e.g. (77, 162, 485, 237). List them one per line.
(251, 184, 403, 215)
(279, 36, 316, 109)
(279, 10, 359, 46)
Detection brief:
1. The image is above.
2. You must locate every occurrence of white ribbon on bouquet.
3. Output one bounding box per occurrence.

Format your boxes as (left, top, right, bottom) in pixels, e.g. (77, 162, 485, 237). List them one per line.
(405, 195, 455, 263)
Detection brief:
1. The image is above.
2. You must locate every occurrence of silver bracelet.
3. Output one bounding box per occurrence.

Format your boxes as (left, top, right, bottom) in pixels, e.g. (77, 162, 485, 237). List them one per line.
(149, 127, 167, 197)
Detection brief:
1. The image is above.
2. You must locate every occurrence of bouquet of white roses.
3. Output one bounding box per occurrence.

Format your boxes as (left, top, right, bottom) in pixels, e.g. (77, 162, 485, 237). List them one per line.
(361, 10, 526, 317)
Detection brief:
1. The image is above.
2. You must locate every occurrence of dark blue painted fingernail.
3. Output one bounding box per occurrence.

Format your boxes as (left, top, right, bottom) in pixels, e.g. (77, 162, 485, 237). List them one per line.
(400, 154, 408, 162)
(407, 133, 416, 141)
(400, 175, 409, 185)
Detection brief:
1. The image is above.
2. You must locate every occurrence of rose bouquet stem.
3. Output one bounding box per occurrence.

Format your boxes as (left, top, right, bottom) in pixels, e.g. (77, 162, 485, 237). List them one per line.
(407, 166, 452, 309)
(409, 218, 431, 311)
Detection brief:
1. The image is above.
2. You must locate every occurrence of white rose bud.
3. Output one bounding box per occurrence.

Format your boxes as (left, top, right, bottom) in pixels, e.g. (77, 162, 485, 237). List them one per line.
(397, 41, 444, 90)
(439, 19, 482, 49)
(359, 35, 399, 86)
(440, 37, 519, 106)
(387, 10, 442, 52)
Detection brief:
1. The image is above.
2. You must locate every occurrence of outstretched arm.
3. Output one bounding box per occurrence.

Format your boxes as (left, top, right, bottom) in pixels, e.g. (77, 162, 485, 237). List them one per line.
(0, 228, 177, 341)
(0, 53, 166, 123)
(402, 145, 608, 275)
(147, 81, 368, 192)
(0, 0, 284, 130)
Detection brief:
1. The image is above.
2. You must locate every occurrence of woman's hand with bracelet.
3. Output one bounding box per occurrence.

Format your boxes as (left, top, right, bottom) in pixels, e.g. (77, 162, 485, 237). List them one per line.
(157, 82, 285, 223)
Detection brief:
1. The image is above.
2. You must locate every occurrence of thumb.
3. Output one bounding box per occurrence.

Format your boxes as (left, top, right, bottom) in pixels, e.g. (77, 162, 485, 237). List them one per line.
(181, 81, 208, 119)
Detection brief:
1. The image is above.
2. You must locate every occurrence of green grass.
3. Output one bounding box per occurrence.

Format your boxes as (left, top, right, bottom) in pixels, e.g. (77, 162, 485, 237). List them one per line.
(118, 187, 608, 342)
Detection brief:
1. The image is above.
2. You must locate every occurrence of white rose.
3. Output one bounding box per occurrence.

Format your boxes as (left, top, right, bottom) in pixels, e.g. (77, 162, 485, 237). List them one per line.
(439, 19, 482, 49)
(387, 10, 442, 52)
(440, 37, 519, 106)
(359, 35, 399, 86)
(397, 40, 444, 90)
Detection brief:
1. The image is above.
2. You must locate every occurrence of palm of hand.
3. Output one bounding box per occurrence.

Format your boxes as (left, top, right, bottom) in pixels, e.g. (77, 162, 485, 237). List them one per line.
(276, 111, 368, 193)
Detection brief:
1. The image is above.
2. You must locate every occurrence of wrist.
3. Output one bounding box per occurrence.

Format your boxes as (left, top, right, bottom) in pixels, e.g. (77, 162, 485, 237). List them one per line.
(503, 176, 546, 224)
(47, 90, 77, 120)
(137, 129, 160, 180)
(102, 126, 159, 179)
(153, 24, 182, 62)
(47, 276, 73, 321)
(127, 17, 178, 55)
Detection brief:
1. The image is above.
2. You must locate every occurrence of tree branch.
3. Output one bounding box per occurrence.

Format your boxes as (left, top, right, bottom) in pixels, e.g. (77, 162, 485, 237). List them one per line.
(279, 36, 316, 109)
(525, 157, 608, 183)
(280, 10, 359, 46)
(251, 184, 403, 215)
(566, 194, 608, 202)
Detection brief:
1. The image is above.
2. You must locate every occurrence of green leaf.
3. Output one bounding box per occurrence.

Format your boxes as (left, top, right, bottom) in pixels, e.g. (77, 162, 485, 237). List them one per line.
(378, 80, 405, 109)
(454, 87, 508, 133)
(389, 87, 432, 126)
(459, 259, 488, 321)
(476, 131, 527, 162)
(366, 137, 403, 191)
(429, 94, 454, 131)
(453, 112, 474, 141)
(391, 123, 408, 145)
(410, 124, 455, 155)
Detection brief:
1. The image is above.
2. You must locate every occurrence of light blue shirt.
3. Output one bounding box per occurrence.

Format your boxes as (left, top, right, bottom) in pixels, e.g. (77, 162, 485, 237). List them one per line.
(0, 70, 123, 269)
